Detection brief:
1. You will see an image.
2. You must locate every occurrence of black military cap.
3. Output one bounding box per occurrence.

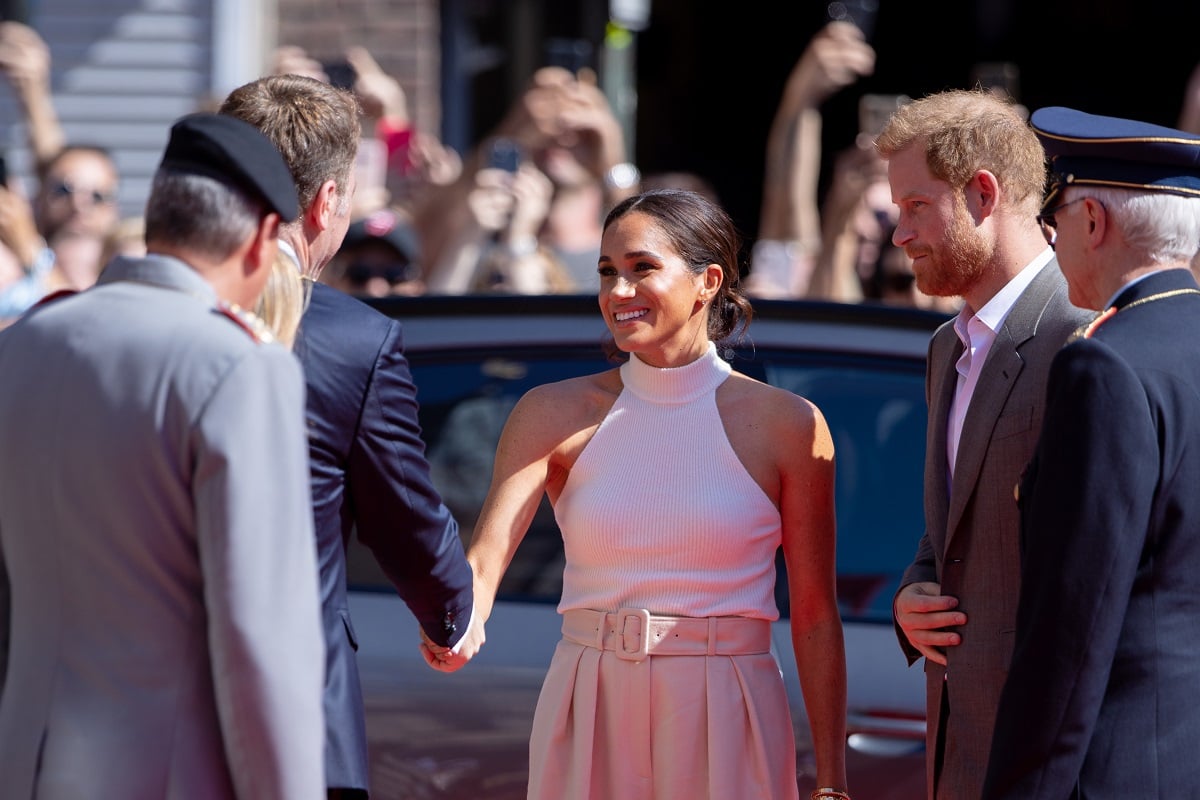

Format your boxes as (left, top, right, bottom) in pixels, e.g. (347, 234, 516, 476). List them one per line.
(159, 113, 299, 222)
(1031, 106, 1200, 208)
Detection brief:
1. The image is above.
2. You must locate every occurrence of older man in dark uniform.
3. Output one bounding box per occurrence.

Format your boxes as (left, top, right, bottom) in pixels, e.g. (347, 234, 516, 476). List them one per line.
(984, 108, 1200, 799)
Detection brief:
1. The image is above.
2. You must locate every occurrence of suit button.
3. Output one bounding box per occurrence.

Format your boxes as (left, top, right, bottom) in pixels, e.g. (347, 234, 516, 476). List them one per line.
(443, 612, 457, 633)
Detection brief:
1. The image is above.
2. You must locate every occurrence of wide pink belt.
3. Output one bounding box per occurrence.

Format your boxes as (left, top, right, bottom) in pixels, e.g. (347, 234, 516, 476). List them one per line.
(561, 607, 772, 663)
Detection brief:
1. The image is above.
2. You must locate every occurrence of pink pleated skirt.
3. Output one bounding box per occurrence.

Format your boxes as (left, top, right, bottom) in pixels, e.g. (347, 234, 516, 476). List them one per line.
(528, 609, 800, 800)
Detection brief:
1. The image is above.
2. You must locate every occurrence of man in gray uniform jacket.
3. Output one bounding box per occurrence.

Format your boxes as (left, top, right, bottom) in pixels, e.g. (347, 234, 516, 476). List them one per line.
(0, 113, 326, 800)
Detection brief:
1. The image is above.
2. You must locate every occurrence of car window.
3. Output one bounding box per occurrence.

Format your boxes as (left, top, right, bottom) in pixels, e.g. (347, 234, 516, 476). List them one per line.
(419, 349, 611, 601)
(347, 344, 927, 625)
(759, 354, 926, 622)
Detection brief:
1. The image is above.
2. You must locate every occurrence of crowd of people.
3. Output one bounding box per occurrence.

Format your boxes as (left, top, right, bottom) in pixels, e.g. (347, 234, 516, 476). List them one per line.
(5, 12, 1200, 800)
(0, 21, 1008, 326)
(7, 17, 1200, 324)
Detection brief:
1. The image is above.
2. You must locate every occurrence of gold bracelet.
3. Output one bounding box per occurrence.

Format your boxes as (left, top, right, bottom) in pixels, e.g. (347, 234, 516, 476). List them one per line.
(811, 789, 851, 800)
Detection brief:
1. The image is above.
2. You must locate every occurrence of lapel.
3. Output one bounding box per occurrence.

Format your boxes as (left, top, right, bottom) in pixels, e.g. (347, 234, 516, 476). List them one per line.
(925, 323, 961, 537)
(944, 261, 1060, 542)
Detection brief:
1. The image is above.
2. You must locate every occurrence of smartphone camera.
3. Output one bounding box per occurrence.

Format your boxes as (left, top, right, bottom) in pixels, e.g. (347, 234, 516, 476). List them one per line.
(322, 60, 358, 91)
(0, 0, 29, 23)
(543, 38, 593, 75)
(859, 94, 909, 139)
(827, 0, 879, 41)
(487, 138, 522, 174)
(971, 61, 1021, 101)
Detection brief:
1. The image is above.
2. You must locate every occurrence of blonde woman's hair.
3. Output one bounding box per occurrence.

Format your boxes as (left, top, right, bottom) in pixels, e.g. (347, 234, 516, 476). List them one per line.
(256, 251, 311, 348)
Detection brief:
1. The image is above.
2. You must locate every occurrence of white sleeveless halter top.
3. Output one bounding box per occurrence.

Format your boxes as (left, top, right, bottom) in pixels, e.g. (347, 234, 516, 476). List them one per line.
(553, 342, 783, 619)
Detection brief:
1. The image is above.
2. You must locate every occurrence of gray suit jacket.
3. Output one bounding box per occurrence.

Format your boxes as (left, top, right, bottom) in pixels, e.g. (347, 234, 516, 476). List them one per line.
(894, 261, 1091, 799)
(0, 256, 325, 799)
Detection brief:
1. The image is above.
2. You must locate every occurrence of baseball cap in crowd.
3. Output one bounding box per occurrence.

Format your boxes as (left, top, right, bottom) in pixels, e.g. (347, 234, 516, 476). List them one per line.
(336, 208, 421, 290)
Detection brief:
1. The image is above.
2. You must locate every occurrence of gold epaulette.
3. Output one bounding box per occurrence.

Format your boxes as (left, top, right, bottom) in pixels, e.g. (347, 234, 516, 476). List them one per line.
(1067, 288, 1200, 343)
(215, 302, 275, 344)
(1067, 308, 1113, 343)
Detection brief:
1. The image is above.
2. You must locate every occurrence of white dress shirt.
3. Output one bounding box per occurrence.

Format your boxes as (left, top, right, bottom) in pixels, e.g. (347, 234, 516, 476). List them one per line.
(278, 238, 303, 272)
(947, 249, 1054, 476)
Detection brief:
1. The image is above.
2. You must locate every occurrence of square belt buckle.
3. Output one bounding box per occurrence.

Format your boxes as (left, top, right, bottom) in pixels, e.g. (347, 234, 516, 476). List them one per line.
(614, 607, 651, 662)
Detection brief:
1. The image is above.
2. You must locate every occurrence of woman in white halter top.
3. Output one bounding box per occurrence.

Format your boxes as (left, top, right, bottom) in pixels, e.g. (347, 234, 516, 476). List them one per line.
(425, 189, 850, 800)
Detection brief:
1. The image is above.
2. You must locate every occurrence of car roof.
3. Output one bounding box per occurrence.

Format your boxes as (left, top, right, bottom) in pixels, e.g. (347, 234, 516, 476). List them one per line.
(366, 294, 948, 359)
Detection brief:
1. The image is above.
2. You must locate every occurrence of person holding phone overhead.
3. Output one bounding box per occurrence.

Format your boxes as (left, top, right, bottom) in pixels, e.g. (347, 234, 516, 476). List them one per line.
(427, 189, 850, 800)
(418, 64, 640, 294)
(425, 136, 575, 294)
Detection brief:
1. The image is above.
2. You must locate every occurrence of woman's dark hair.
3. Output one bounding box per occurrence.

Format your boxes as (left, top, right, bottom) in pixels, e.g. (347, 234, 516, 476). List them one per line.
(603, 189, 753, 342)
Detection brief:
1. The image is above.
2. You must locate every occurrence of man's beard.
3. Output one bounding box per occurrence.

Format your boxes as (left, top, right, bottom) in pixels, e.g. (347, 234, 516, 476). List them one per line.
(911, 199, 992, 299)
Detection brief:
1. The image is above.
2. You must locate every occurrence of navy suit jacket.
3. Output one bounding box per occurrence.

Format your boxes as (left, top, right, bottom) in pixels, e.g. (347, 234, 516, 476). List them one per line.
(294, 283, 473, 793)
(984, 268, 1200, 799)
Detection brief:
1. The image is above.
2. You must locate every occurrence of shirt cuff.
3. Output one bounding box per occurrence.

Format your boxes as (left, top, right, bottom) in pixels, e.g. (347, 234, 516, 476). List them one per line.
(449, 604, 477, 655)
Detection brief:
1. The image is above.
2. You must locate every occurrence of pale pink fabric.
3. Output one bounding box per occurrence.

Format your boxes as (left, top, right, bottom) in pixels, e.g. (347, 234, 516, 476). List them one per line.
(528, 637, 800, 800)
(535, 345, 801, 798)
(553, 344, 782, 620)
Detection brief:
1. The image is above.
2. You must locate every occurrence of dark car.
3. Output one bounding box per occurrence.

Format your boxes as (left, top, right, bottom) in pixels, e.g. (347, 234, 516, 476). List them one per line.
(346, 294, 945, 799)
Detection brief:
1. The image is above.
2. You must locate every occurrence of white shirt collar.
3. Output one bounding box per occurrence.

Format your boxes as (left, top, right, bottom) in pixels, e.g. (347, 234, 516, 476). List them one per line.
(278, 238, 303, 273)
(955, 247, 1054, 340)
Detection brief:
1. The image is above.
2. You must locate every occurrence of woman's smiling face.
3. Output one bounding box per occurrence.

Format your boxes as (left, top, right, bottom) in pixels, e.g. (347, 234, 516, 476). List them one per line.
(597, 211, 713, 368)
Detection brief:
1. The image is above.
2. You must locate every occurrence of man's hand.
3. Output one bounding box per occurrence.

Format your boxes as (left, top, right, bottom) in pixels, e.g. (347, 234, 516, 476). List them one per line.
(782, 21, 875, 111)
(551, 73, 627, 181)
(419, 614, 486, 673)
(0, 186, 45, 269)
(0, 22, 52, 101)
(269, 45, 326, 82)
(494, 67, 576, 152)
(346, 46, 407, 122)
(465, 168, 517, 232)
(894, 581, 966, 666)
